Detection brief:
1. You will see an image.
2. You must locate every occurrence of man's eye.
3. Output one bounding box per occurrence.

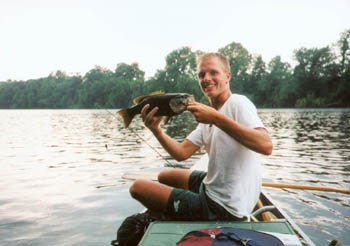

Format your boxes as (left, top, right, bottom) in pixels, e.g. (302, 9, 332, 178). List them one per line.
(198, 72, 204, 78)
(210, 70, 217, 75)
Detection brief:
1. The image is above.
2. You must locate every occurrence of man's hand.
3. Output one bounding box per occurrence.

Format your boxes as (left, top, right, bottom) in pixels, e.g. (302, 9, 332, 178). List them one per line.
(187, 102, 219, 125)
(141, 104, 164, 135)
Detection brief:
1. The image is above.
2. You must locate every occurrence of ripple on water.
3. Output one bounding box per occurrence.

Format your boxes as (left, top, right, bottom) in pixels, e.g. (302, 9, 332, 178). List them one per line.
(0, 109, 349, 246)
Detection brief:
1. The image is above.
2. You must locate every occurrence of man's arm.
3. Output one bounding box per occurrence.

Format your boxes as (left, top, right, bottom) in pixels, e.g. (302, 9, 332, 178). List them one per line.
(187, 102, 273, 155)
(154, 132, 200, 161)
(215, 116, 273, 155)
(141, 104, 200, 161)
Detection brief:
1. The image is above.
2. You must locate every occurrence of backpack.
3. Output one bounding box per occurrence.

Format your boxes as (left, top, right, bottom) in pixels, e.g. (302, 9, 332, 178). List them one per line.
(176, 227, 285, 246)
(111, 211, 169, 246)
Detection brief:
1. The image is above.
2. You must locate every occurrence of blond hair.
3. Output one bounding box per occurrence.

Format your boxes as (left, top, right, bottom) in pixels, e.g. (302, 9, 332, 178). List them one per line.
(197, 52, 231, 73)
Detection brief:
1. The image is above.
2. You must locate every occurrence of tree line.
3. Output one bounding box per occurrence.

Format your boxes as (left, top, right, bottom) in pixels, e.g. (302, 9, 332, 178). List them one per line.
(1, 29, 349, 109)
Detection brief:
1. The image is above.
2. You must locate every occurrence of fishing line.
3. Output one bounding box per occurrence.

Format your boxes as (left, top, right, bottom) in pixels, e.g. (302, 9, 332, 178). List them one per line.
(103, 108, 175, 167)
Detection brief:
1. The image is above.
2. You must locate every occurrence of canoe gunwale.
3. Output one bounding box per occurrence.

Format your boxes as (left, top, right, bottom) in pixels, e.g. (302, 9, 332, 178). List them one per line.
(261, 192, 316, 246)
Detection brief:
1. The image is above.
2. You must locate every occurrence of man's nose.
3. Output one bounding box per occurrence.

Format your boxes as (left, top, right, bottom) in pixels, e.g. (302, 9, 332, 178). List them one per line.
(203, 73, 211, 81)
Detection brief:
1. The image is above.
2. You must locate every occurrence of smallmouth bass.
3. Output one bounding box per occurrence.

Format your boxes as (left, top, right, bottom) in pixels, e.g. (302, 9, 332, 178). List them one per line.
(117, 91, 195, 128)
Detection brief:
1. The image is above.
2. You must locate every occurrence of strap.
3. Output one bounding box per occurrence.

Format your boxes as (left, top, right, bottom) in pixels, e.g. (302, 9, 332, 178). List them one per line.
(216, 232, 255, 246)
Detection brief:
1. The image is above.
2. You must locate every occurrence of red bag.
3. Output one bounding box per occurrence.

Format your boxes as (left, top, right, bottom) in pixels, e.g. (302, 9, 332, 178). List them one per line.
(176, 227, 285, 246)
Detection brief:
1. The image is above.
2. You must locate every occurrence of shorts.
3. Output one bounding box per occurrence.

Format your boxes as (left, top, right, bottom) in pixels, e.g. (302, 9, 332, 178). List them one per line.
(166, 170, 245, 221)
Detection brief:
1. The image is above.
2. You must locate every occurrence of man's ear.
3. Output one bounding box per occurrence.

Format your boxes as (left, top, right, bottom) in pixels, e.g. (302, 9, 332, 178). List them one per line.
(226, 72, 231, 82)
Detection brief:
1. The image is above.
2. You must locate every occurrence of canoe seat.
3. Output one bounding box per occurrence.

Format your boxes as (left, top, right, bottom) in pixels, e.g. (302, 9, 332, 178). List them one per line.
(251, 205, 276, 218)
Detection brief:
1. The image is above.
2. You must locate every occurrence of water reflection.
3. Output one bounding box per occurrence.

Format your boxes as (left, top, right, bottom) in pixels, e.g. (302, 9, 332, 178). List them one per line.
(0, 109, 349, 246)
(164, 111, 198, 140)
(258, 109, 350, 245)
(259, 109, 350, 179)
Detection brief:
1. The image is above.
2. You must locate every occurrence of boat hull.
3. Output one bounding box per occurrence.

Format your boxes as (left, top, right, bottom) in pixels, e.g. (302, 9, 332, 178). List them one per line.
(122, 155, 316, 246)
(137, 191, 315, 246)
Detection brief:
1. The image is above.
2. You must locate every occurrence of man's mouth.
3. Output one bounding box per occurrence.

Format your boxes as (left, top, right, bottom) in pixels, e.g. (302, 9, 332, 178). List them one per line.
(202, 83, 216, 90)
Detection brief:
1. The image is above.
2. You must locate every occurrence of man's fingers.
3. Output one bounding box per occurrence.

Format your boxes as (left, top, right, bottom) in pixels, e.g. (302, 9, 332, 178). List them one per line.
(186, 104, 197, 112)
(141, 104, 150, 117)
(187, 102, 202, 113)
(147, 106, 159, 118)
(141, 105, 160, 126)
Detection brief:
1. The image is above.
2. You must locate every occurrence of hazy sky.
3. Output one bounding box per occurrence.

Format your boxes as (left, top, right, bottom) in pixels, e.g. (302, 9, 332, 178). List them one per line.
(1, 0, 349, 81)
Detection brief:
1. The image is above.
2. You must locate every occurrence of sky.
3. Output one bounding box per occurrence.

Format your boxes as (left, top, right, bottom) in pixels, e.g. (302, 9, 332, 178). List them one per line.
(1, 0, 349, 81)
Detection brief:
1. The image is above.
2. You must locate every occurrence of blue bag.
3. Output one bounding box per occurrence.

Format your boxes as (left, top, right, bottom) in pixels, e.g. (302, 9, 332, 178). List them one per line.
(176, 227, 285, 246)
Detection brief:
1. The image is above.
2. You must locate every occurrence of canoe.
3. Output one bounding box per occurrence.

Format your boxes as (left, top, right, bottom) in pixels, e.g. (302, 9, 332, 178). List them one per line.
(136, 190, 315, 246)
(123, 155, 317, 246)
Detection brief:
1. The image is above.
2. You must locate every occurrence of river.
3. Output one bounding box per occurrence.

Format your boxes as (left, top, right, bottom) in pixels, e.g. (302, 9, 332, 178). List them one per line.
(0, 109, 349, 246)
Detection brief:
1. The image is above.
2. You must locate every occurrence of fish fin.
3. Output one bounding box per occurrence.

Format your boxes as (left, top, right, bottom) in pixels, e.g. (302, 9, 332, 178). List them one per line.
(163, 116, 172, 125)
(133, 91, 165, 104)
(117, 109, 134, 128)
(149, 90, 165, 96)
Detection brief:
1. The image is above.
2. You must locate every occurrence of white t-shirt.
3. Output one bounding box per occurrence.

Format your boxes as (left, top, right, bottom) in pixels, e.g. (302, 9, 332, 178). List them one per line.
(187, 94, 265, 218)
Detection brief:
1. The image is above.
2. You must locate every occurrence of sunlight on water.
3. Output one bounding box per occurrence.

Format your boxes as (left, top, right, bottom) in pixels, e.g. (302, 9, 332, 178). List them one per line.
(259, 109, 350, 245)
(0, 109, 349, 246)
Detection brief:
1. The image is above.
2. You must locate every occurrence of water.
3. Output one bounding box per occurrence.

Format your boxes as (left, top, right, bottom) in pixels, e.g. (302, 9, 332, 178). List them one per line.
(0, 109, 349, 246)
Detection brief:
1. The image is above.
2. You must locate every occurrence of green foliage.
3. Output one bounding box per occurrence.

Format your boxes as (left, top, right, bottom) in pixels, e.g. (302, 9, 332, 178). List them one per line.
(219, 42, 252, 94)
(143, 47, 203, 102)
(295, 93, 326, 108)
(1, 29, 350, 109)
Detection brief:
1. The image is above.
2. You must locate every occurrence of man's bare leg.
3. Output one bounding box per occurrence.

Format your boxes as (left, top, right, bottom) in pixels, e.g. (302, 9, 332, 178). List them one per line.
(158, 168, 192, 190)
(129, 169, 192, 212)
(129, 179, 173, 212)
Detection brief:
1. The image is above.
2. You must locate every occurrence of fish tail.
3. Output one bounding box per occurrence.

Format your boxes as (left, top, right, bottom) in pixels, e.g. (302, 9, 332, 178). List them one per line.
(117, 109, 134, 128)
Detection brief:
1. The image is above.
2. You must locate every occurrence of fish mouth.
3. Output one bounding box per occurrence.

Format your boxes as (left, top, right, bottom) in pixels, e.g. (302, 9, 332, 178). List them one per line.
(169, 94, 195, 113)
(177, 94, 195, 105)
(186, 95, 195, 104)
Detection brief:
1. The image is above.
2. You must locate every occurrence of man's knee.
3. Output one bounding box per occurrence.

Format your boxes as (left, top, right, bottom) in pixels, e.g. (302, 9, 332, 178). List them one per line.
(129, 179, 147, 199)
(158, 169, 172, 185)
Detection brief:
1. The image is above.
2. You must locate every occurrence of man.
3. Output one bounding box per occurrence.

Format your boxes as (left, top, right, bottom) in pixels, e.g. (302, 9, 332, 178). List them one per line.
(129, 52, 273, 221)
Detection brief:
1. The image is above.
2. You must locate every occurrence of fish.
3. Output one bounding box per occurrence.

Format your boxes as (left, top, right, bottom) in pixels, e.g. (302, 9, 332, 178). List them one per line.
(117, 91, 195, 128)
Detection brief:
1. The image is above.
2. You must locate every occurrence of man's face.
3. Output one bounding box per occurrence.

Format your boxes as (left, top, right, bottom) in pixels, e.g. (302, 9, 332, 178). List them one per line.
(197, 57, 231, 98)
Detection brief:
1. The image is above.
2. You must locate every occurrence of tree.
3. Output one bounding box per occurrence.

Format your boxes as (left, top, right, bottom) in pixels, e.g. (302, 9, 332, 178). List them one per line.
(1, 28, 350, 109)
(266, 56, 295, 107)
(0, 82, 14, 108)
(144, 47, 203, 101)
(334, 29, 350, 106)
(337, 29, 350, 73)
(11, 82, 28, 108)
(248, 55, 266, 103)
(162, 47, 197, 92)
(113, 62, 145, 107)
(218, 42, 252, 94)
(293, 47, 337, 107)
(77, 66, 114, 108)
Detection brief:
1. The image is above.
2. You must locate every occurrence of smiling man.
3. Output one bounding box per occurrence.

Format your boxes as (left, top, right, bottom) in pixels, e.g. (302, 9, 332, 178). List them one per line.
(129, 52, 273, 221)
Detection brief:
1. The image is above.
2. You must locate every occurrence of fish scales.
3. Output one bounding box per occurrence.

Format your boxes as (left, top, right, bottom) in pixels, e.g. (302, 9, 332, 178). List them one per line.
(117, 92, 194, 128)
